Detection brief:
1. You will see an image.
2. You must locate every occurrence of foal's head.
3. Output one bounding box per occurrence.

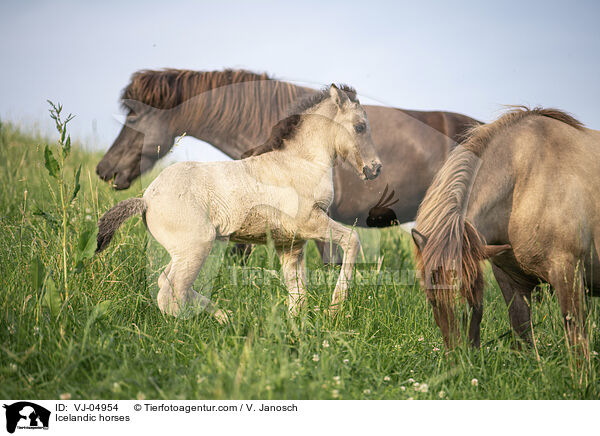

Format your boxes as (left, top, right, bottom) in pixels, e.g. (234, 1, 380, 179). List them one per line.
(321, 85, 381, 180)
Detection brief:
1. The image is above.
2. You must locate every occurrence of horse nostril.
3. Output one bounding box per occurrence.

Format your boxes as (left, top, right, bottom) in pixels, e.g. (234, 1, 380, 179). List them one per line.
(373, 162, 382, 178)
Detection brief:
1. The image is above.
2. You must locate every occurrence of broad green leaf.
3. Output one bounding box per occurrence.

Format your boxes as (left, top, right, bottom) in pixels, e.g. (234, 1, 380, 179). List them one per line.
(78, 227, 99, 260)
(44, 145, 59, 178)
(42, 275, 62, 317)
(30, 256, 45, 292)
(70, 164, 81, 203)
(63, 134, 71, 158)
(91, 300, 111, 320)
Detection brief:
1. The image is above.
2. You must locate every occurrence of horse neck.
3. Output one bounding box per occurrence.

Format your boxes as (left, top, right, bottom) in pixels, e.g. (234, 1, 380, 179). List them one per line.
(171, 81, 315, 159)
(284, 116, 338, 170)
(464, 143, 515, 242)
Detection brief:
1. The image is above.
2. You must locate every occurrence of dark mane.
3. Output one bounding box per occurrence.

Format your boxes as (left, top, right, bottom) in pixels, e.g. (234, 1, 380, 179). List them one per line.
(241, 84, 358, 158)
(120, 69, 312, 146)
(121, 68, 272, 110)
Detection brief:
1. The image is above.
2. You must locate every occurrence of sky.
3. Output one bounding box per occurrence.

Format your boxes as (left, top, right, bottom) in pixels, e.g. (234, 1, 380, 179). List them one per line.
(1, 0, 599, 163)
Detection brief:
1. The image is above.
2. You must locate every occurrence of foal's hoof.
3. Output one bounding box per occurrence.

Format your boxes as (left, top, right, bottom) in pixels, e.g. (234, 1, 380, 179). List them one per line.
(214, 309, 232, 325)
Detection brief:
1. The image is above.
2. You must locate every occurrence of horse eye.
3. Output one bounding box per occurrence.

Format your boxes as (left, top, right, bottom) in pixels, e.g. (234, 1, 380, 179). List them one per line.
(354, 123, 366, 134)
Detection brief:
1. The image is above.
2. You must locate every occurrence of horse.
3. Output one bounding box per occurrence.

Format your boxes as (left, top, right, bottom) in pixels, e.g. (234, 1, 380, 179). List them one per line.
(411, 106, 598, 352)
(96, 85, 382, 322)
(96, 68, 479, 226)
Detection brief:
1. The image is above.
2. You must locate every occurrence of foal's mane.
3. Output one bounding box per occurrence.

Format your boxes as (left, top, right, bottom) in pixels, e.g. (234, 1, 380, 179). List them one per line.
(415, 106, 584, 299)
(241, 85, 358, 158)
(121, 68, 310, 139)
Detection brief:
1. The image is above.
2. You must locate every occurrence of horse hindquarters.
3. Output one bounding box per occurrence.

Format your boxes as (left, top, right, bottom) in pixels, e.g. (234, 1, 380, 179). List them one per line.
(144, 191, 228, 323)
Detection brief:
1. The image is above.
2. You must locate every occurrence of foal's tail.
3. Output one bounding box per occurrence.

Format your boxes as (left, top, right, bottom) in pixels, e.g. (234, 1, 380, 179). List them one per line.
(96, 198, 146, 253)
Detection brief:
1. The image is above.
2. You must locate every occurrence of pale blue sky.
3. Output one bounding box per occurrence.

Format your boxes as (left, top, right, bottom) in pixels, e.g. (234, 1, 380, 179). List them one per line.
(1, 0, 599, 162)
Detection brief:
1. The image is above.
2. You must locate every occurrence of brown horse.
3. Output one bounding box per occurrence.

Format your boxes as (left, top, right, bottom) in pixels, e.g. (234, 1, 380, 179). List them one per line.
(96, 69, 480, 226)
(412, 106, 598, 351)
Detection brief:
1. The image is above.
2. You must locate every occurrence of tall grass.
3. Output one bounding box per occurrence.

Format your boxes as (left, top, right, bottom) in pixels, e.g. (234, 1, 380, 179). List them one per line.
(0, 116, 598, 400)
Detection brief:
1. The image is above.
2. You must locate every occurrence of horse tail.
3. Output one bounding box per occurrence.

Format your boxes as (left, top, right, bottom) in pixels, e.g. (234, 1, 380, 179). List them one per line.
(96, 198, 146, 253)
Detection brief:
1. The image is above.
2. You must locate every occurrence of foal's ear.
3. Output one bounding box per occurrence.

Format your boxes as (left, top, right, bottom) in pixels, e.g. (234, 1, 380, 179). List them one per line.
(483, 244, 511, 259)
(329, 84, 350, 110)
(411, 229, 428, 251)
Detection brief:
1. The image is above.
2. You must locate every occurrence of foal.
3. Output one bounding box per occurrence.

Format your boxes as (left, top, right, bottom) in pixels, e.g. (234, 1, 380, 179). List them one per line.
(97, 85, 382, 322)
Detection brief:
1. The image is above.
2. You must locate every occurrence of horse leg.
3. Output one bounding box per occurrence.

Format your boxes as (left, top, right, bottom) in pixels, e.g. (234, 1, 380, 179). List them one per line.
(157, 231, 229, 324)
(158, 261, 172, 290)
(467, 271, 484, 348)
(303, 212, 360, 317)
(316, 240, 342, 265)
(548, 259, 588, 354)
(278, 243, 307, 315)
(491, 264, 534, 346)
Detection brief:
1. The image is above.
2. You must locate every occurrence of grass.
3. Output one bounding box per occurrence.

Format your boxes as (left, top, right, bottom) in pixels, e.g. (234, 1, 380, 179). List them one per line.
(0, 119, 598, 400)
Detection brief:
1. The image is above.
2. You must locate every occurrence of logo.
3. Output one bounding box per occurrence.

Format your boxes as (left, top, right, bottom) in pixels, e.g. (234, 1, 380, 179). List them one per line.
(3, 402, 50, 434)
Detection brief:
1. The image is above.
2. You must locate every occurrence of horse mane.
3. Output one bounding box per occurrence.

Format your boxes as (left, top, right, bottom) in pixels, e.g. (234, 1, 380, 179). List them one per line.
(120, 68, 310, 141)
(463, 105, 583, 155)
(241, 84, 359, 158)
(414, 106, 584, 302)
(121, 69, 272, 110)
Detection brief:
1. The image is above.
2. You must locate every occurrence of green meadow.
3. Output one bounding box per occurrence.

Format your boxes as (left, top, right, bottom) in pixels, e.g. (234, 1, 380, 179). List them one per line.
(1, 113, 598, 400)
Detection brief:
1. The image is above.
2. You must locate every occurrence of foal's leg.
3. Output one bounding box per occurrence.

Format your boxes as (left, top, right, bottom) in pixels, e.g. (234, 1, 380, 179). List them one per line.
(491, 264, 534, 346)
(157, 232, 229, 324)
(302, 212, 361, 317)
(278, 243, 307, 315)
(158, 261, 172, 290)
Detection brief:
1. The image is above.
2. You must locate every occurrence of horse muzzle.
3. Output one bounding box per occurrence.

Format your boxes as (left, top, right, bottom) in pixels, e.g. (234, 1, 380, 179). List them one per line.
(362, 161, 382, 180)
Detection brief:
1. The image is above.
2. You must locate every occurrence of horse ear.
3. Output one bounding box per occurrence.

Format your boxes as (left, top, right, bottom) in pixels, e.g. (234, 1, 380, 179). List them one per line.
(329, 84, 349, 109)
(122, 99, 149, 116)
(483, 244, 511, 259)
(411, 229, 427, 251)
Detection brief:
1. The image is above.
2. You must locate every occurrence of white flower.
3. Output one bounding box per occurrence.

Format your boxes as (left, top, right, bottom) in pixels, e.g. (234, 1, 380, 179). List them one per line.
(400, 386, 406, 391)
(112, 382, 121, 392)
(438, 391, 446, 399)
(333, 376, 341, 385)
(60, 393, 72, 400)
(343, 359, 349, 364)
(407, 397, 414, 400)
(137, 392, 146, 401)
(312, 354, 320, 362)
(471, 378, 479, 387)
(85, 215, 92, 221)
(368, 295, 373, 300)
(416, 383, 428, 393)
(383, 376, 391, 382)
(9, 363, 17, 372)
(418, 336, 424, 342)
(592, 351, 598, 356)
(322, 340, 330, 348)
(408, 378, 415, 384)
(332, 389, 339, 398)
(345, 313, 352, 318)
(432, 347, 440, 352)
(8, 324, 15, 335)
(363, 389, 371, 394)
